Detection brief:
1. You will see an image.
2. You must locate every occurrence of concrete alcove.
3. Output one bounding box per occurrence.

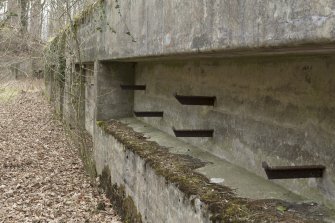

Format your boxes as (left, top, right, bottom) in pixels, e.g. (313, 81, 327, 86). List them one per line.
(92, 54, 335, 208)
(130, 54, 335, 206)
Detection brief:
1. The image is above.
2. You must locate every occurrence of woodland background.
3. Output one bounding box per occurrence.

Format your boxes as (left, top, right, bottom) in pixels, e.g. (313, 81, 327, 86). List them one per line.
(0, 0, 94, 80)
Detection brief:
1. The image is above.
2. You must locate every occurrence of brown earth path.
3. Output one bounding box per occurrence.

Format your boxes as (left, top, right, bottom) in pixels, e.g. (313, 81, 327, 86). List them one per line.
(0, 80, 122, 223)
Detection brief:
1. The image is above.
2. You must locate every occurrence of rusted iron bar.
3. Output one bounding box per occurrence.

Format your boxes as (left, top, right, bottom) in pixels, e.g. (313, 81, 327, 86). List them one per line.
(175, 94, 216, 106)
(134, 111, 164, 117)
(262, 162, 325, 179)
(172, 128, 214, 137)
(120, 85, 146, 90)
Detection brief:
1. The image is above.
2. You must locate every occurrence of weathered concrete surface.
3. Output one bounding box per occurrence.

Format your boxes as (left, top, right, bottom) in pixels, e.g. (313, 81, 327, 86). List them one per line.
(44, 0, 335, 220)
(120, 117, 304, 202)
(10, 58, 43, 80)
(62, 64, 74, 125)
(76, 0, 335, 62)
(10, 61, 31, 79)
(94, 119, 335, 222)
(133, 54, 335, 206)
(94, 125, 211, 223)
(84, 63, 95, 136)
(95, 62, 135, 121)
(62, 64, 86, 128)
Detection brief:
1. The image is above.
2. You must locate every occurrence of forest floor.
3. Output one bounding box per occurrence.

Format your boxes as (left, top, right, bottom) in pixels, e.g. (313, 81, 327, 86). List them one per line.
(0, 79, 122, 223)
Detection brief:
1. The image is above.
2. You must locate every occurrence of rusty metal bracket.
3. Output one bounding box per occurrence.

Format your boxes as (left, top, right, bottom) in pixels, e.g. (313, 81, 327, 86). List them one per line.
(175, 94, 216, 106)
(262, 162, 325, 179)
(134, 111, 164, 117)
(120, 85, 146, 90)
(173, 128, 214, 137)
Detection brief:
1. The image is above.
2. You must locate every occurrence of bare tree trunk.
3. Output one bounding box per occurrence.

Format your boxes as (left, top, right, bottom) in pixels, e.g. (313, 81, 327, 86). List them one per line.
(7, 0, 20, 28)
(20, 0, 28, 34)
(29, 0, 42, 39)
(48, 0, 67, 38)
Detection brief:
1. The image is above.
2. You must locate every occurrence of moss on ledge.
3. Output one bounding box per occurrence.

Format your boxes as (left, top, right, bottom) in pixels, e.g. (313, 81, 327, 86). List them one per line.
(96, 119, 329, 223)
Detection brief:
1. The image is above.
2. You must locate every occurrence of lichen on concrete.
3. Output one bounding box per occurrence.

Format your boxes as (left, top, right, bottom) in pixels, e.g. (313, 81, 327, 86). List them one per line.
(97, 119, 330, 223)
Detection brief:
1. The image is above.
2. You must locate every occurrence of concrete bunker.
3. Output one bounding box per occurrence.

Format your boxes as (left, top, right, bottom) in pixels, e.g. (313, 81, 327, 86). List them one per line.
(44, 0, 335, 221)
(94, 55, 335, 203)
(63, 63, 95, 131)
(86, 54, 335, 222)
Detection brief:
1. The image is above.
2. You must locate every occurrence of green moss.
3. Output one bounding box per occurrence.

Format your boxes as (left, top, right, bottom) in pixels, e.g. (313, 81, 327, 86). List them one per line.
(96, 120, 106, 128)
(100, 167, 142, 223)
(97, 120, 320, 223)
(0, 87, 19, 102)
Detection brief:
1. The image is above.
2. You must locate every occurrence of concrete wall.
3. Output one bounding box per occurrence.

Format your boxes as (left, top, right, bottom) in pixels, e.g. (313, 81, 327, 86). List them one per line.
(10, 60, 33, 79)
(0, 66, 13, 81)
(10, 58, 44, 80)
(63, 64, 85, 128)
(44, 0, 335, 220)
(95, 62, 135, 121)
(63, 64, 75, 126)
(133, 54, 335, 204)
(94, 126, 211, 223)
(76, 0, 335, 63)
(84, 63, 95, 136)
(45, 64, 64, 116)
(54, 79, 64, 116)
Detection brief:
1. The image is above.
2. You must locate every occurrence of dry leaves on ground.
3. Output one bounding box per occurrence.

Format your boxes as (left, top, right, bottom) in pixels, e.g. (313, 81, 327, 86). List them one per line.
(0, 80, 122, 223)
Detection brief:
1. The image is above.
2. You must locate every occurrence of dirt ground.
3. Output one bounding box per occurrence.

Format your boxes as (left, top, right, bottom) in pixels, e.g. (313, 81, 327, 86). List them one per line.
(0, 80, 122, 223)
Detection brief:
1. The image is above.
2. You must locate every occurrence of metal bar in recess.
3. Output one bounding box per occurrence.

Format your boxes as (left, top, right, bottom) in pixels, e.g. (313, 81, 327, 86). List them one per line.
(134, 111, 164, 117)
(120, 85, 146, 90)
(172, 128, 214, 137)
(262, 162, 325, 179)
(175, 94, 216, 106)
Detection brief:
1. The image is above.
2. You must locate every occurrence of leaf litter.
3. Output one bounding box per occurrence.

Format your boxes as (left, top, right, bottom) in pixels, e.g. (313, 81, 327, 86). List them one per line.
(0, 80, 122, 223)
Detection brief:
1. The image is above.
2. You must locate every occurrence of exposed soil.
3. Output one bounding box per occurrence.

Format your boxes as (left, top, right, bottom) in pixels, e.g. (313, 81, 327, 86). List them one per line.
(0, 80, 122, 223)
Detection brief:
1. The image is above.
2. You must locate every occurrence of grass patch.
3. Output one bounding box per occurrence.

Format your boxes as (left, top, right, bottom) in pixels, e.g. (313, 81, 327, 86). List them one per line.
(0, 87, 19, 102)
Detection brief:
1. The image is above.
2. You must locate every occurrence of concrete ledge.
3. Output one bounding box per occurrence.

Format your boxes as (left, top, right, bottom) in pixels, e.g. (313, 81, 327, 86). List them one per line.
(94, 119, 333, 222)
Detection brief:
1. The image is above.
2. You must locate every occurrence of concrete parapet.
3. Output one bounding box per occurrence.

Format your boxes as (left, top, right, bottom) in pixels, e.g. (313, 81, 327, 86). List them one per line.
(94, 119, 334, 222)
